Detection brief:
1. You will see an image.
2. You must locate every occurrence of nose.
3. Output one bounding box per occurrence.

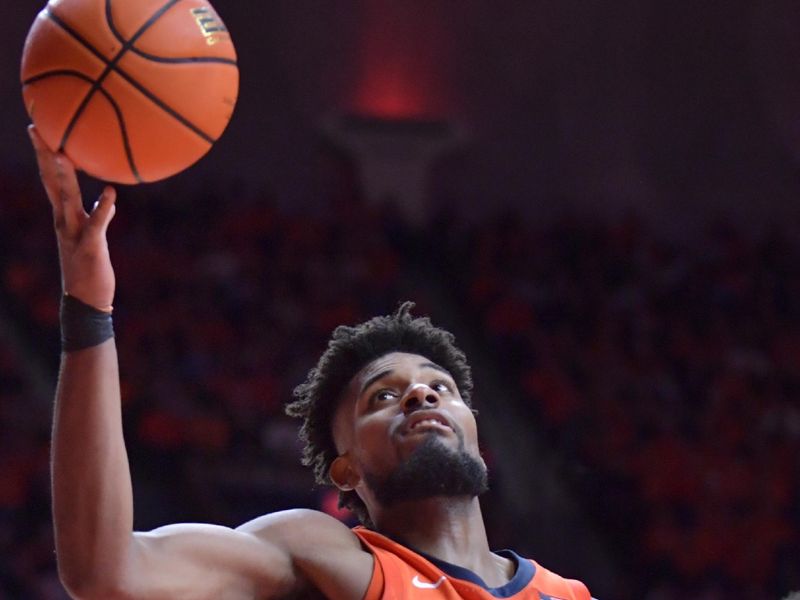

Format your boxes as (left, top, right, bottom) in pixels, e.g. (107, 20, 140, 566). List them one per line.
(401, 383, 441, 414)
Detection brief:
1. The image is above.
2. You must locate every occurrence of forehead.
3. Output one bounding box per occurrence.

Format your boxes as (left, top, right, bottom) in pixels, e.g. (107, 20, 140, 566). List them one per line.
(352, 352, 449, 389)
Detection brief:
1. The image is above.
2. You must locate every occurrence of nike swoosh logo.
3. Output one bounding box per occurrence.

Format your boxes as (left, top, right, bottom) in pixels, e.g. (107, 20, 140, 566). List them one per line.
(412, 575, 446, 589)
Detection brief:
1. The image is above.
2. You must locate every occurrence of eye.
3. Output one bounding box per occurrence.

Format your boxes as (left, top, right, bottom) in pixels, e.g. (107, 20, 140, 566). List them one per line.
(430, 380, 452, 394)
(372, 389, 399, 403)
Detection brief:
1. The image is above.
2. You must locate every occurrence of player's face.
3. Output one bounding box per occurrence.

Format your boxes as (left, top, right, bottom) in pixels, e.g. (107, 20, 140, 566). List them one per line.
(331, 352, 484, 502)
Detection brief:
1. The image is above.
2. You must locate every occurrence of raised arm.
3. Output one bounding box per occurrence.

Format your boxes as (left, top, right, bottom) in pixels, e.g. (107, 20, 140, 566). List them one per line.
(30, 126, 372, 599)
(30, 123, 131, 596)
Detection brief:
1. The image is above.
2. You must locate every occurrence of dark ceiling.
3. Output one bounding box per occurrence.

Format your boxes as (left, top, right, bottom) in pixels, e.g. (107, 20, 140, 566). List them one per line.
(3, 0, 800, 228)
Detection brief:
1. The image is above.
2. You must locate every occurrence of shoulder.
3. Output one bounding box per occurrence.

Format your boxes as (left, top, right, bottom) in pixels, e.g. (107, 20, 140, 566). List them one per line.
(567, 578, 593, 600)
(530, 559, 592, 600)
(238, 509, 374, 599)
(237, 508, 358, 540)
(237, 509, 368, 561)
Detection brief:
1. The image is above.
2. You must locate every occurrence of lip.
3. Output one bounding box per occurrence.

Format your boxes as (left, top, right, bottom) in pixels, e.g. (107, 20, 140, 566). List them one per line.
(402, 410, 455, 435)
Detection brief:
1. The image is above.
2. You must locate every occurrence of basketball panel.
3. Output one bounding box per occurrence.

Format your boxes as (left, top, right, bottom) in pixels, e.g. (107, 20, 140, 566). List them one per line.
(64, 90, 138, 184)
(133, 118, 213, 183)
(23, 77, 97, 155)
(107, 0, 184, 43)
(115, 53, 238, 139)
(132, 0, 236, 60)
(47, 0, 121, 60)
(21, 11, 107, 81)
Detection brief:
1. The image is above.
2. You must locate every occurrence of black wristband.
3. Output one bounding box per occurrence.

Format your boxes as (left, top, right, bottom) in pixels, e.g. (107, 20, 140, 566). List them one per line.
(60, 294, 114, 352)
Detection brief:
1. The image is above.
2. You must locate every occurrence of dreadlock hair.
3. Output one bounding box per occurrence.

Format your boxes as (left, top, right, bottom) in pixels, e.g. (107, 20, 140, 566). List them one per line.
(286, 301, 474, 526)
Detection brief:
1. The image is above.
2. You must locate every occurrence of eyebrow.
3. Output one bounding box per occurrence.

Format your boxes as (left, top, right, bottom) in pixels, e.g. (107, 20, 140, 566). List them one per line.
(419, 361, 452, 377)
(359, 369, 393, 396)
(358, 361, 452, 396)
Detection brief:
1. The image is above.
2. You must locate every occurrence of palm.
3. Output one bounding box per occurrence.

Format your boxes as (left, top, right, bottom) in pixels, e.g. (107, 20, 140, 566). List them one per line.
(57, 209, 116, 311)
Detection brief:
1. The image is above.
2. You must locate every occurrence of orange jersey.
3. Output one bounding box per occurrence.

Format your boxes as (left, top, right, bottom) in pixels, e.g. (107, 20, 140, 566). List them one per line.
(353, 527, 592, 600)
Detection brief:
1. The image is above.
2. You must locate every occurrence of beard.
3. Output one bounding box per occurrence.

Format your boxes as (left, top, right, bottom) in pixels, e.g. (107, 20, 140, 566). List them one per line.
(363, 434, 489, 507)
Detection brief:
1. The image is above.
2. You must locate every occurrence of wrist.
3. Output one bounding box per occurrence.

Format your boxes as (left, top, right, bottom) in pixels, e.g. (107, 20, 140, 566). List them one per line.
(60, 293, 114, 352)
(61, 285, 114, 314)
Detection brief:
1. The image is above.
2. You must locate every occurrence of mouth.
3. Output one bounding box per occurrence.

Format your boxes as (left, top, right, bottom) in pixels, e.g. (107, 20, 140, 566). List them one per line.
(404, 412, 455, 435)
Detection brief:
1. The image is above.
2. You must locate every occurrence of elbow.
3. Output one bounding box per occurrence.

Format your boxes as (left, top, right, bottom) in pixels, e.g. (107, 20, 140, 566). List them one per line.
(59, 568, 132, 600)
(56, 541, 138, 600)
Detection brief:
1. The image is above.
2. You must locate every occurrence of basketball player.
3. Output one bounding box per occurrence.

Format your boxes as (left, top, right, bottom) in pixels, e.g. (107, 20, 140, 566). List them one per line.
(30, 124, 595, 599)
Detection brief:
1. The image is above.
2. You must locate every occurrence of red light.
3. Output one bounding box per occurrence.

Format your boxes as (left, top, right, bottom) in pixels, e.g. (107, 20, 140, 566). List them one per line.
(348, 2, 454, 119)
(352, 69, 430, 119)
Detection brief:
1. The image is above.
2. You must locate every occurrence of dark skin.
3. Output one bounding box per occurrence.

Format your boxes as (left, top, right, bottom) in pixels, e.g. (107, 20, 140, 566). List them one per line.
(31, 124, 513, 599)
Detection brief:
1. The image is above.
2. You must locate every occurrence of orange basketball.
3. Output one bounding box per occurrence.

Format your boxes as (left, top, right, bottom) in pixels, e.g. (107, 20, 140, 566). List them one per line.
(20, 0, 239, 184)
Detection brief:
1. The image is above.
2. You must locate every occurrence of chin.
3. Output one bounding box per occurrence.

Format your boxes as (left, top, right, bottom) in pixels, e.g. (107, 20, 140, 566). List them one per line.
(366, 435, 489, 505)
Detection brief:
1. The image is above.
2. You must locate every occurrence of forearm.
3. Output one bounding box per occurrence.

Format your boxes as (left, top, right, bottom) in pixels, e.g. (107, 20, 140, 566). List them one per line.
(51, 339, 134, 596)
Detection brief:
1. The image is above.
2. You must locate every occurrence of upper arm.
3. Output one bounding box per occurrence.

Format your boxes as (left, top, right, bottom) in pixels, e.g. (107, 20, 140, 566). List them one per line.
(123, 522, 295, 599)
(114, 510, 371, 600)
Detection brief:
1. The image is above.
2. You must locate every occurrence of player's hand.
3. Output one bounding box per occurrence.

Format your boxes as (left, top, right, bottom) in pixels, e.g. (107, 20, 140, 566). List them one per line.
(28, 124, 117, 311)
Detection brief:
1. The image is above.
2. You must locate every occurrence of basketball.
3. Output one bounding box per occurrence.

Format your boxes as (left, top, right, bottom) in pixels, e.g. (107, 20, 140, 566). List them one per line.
(20, 0, 239, 184)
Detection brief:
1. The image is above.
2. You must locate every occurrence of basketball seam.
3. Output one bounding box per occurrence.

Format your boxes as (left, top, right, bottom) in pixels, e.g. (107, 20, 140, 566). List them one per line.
(23, 69, 94, 87)
(105, 0, 237, 66)
(43, 5, 221, 159)
(89, 79, 142, 183)
(58, 0, 184, 160)
(22, 70, 141, 183)
(123, 51, 236, 65)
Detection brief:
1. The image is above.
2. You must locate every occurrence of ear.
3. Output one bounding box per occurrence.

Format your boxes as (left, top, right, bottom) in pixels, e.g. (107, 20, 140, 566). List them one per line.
(330, 454, 360, 491)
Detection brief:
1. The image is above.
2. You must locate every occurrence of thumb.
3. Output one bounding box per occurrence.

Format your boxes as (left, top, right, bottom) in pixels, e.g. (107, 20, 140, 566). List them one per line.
(88, 186, 117, 235)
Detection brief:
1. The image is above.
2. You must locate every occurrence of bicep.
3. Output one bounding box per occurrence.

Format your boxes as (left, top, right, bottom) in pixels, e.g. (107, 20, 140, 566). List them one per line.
(124, 523, 296, 599)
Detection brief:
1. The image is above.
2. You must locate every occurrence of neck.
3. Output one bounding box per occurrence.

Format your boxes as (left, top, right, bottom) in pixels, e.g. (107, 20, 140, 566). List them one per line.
(370, 496, 510, 585)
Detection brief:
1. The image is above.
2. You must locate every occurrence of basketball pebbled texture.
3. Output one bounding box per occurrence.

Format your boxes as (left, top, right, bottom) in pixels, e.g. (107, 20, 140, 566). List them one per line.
(21, 0, 239, 184)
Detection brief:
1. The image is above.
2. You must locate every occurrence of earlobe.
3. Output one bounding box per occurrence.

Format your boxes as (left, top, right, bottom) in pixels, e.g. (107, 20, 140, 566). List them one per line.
(330, 455, 359, 491)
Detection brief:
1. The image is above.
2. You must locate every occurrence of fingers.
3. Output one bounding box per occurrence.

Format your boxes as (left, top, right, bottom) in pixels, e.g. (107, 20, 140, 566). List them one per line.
(88, 186, 117, 236)
(54, 155, 86, 234)
(28, 125, 86, 233)
(28, 125, 62, 217)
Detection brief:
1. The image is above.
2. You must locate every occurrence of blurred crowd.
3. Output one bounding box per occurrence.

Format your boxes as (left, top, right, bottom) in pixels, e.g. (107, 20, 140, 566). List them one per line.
(437, 211, 800, 597)
(0, 168, 798, 599)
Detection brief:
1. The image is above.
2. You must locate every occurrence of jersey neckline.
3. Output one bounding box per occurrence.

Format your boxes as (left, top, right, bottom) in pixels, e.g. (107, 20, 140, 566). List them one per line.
(366, 528, 536, 598)
(415, 547, 535, 598)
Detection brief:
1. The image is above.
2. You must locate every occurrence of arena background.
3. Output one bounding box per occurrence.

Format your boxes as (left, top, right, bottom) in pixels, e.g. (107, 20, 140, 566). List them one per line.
(1, 1, 799, 598)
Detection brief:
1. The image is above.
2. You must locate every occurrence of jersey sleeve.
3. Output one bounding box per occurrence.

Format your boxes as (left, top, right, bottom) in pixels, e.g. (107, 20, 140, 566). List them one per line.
(567, 578, 592, 600)
(358, 536, 385, 600)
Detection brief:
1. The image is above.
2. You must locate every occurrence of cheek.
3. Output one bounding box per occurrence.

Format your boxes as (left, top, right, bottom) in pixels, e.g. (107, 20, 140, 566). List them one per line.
(457, 407, 481, 451)
(352, 415, 399, 473)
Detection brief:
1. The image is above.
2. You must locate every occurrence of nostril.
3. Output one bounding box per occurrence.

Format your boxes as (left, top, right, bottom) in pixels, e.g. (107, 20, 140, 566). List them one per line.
(403, 385, 440, 411)
(403, 395, 420, 409)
